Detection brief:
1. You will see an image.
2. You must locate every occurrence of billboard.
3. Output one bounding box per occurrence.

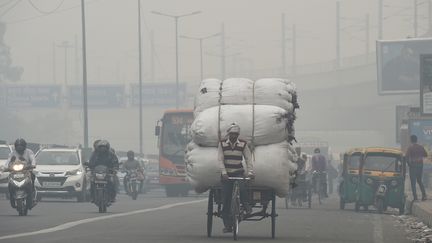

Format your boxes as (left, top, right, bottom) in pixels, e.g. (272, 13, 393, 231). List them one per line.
(68, 85, 125, 108)
(377, 38, 432, 94)
(3, 85, 61, 108)
(420, 54, 432, 115)
(131, 83, 186, 106)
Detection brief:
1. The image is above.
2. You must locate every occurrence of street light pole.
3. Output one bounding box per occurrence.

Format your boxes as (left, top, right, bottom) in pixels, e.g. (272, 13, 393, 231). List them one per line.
(138, 0, 143, 155)
(180, 32, 220, 81)
(81, 0, 89, 148)
(151, 10, 201, 109)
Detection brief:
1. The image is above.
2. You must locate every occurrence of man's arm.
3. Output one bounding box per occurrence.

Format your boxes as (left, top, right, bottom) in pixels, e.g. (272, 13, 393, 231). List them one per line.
(218, 142, 227, 175)
(243, 144, 254, 176)
(28, 150, 36, 167)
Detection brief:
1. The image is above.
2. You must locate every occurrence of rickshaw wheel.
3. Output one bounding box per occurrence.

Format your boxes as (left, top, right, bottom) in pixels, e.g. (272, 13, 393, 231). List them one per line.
(355, 202, 360, 212)
(339, 198, 345, 210)
(207, 190, 214, 238)
(271, 193, 276, 239)
(233, 215, 239, 241)
(399, 204, 405, 215)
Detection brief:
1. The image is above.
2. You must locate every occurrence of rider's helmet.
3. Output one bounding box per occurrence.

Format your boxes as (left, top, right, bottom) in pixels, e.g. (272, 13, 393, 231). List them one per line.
(96, 140, 110, 154)
(226, 122, 240, 134)
(93, 139, 101, 150)
(314, 148, 320, 154)
(14, 138, 27, 155)
(127, 150, 134, 160)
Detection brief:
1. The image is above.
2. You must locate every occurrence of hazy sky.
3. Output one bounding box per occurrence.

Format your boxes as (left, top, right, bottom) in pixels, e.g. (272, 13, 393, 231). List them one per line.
(3, 0, 430, 84)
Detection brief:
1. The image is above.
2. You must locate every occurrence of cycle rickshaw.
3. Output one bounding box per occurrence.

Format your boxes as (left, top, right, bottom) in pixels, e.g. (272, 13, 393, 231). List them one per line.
(206, 177, 278, 240)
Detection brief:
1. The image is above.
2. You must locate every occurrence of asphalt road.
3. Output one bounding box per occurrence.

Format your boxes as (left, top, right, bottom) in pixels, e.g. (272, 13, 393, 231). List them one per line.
(0, 190, 409, 243)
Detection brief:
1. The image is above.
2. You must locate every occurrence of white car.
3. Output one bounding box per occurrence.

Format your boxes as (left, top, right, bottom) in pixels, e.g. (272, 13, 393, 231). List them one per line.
(34, 148, 90, 202)
(0, 144, 12, 196)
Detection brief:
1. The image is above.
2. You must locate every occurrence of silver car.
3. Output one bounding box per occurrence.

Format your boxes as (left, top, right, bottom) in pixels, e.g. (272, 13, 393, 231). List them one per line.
(0, 144, 12, 197)
(34, 148, 90, 202)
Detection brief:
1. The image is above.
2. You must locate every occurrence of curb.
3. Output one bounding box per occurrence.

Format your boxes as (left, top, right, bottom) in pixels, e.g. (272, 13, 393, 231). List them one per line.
(410, 199, 432, 227)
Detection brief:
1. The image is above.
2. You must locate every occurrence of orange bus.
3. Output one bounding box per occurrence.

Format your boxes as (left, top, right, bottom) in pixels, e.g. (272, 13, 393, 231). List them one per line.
(155, 109, 193, 197)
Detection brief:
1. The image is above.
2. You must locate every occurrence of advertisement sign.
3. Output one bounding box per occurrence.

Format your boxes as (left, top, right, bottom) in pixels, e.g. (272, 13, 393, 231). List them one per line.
(131, 83, 186, 106)
(4, 85, 61, 108)
(421, 54, 432, 115)
(409, 119, 432, 172)
(68, 85, 125, 108)
(377, 38, 432, 94)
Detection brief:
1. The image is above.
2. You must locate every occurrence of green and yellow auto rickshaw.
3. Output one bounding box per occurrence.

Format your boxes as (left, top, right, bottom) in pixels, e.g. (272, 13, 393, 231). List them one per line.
(339, 148, 362, 210)
(357, 147, 406, 214)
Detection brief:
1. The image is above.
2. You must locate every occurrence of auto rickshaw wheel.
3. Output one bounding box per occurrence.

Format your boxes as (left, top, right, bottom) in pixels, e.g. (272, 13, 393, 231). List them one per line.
(377, 199, 384, 214)
(339, 197, 345, 210)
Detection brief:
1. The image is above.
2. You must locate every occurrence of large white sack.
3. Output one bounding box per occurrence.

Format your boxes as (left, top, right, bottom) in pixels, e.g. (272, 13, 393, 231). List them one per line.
(185, 141, 298, 197)
(194, 78, 296, 116)
(191, 105, 292, 147)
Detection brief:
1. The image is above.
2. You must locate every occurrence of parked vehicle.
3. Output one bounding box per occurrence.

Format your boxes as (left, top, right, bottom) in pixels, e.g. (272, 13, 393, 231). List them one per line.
(34, 148, 90, 202)
(6, 159, 36, 216)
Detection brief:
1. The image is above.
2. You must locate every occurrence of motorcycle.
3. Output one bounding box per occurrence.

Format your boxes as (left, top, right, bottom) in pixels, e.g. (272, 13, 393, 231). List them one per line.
(124, 169, 139, 200)
(90, 165, 114, 213)
(6, 160, 36, 216)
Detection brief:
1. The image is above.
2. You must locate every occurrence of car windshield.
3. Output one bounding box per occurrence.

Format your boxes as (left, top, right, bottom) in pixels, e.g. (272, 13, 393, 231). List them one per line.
(0, 147, 10, 160)
(161, 113, 193, 163)
(348, 154, 361, 169)
(364, 153, 402, 172)
(36, 151, 80, 166)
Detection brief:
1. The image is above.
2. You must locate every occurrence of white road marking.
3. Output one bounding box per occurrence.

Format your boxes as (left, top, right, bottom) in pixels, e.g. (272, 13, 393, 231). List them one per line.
(372, 214, 384, 243)
(0, 199, 206, 241)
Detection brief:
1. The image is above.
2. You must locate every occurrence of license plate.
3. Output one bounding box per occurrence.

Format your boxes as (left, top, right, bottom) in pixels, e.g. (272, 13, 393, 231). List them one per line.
(253, 191, 261, 200)
(14, 173, 25, 179)
(43, 181, 62, 187)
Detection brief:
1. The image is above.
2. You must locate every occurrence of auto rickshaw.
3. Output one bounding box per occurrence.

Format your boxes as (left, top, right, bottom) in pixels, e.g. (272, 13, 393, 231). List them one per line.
(339, 148, 362, 210)
(356, 147, 406, 214)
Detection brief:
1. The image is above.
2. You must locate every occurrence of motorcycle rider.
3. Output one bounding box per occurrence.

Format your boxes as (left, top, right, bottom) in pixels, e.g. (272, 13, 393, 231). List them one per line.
(6, 138, 37, 209)
(218, 123, 254, 233)
(88, 140, 119, 203)
(311, 148, 328, 197)
(122, 150, 145, 193)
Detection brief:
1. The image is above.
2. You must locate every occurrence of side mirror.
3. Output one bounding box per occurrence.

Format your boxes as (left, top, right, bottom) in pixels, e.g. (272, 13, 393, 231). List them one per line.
(155, 125, 161, 136)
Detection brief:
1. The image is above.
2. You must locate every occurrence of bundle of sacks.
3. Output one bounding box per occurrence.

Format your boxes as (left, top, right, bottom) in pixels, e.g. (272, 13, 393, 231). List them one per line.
(186, 78, 300, 197)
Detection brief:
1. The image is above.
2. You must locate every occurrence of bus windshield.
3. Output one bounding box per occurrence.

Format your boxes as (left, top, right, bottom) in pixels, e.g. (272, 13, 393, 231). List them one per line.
(363, 153, 402, 172)
(161, 112, 193, 164)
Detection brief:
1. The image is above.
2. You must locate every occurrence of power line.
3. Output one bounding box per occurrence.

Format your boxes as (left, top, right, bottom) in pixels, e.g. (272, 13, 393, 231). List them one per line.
(27, 0, 65, 15)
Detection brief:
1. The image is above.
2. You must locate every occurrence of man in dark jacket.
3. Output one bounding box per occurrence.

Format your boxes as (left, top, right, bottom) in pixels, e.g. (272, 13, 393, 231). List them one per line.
(89, 140, 119, 202)
(406, 135, 428, 201)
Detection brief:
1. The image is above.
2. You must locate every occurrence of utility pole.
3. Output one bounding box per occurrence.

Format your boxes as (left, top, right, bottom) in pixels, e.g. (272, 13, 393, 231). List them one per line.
(429, 0, 432, 34)
(151, 10, 201, 109)
(378, 0, 383, 39)
(221, 22, 226, 80)
(150, 30, 155, 81)
(52, 42, 56, 84)
(138, 0, 143, 155)
(281, 13, 286, 77)
(75, 35, 79, 84)
(57, 41, 74, 86)
(292, 24, 296, 77)
(336, 1, 340, 69)
(81, 0, 89, 149)
(414, 0, 418, 37)
(365, 14, 370, 63)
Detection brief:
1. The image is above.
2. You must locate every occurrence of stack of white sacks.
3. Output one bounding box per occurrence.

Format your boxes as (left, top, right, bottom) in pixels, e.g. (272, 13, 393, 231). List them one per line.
(185, 78, 300, 197)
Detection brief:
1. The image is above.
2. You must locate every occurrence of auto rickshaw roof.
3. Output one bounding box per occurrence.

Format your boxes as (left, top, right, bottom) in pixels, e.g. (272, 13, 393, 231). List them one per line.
(343, 148, 365, 155)
(363, 147, 403, 156)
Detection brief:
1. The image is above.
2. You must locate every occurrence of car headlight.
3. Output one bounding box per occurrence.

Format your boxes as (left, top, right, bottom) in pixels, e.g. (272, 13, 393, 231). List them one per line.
(66, 169, 83, 176)
(12, 164, 24, 171)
